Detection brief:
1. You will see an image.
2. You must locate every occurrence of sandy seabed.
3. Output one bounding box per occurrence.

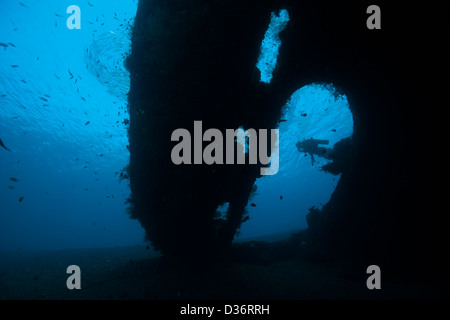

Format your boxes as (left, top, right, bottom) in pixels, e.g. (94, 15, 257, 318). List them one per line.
(0, 241, 443, 300)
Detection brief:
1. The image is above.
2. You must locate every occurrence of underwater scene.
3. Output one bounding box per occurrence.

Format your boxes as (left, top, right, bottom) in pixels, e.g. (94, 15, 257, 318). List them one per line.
(0, 0, 447, 306)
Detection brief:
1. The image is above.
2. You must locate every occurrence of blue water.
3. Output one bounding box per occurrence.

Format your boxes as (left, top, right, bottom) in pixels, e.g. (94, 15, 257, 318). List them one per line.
(0, 0, 142, 252)
(1, 1, 353, 252)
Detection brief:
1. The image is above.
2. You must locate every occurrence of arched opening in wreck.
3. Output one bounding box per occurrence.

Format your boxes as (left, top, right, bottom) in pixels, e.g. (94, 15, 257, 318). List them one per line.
(235, 83, 354, 241)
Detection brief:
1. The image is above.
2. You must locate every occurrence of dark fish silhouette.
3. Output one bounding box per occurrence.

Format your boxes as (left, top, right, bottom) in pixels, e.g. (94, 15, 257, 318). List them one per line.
(280, 195, 283, 200)
(10, 177, 19, 182)
(18, 196, 24, 202)
(0, 42, 8, 47)
(250, 203, 256, 207)
(0, 139, 11, 151)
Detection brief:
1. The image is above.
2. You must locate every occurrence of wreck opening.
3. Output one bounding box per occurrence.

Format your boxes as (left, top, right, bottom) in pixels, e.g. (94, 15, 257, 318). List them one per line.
(256, 9, 290, 84)
(235, 83, 354, 241)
